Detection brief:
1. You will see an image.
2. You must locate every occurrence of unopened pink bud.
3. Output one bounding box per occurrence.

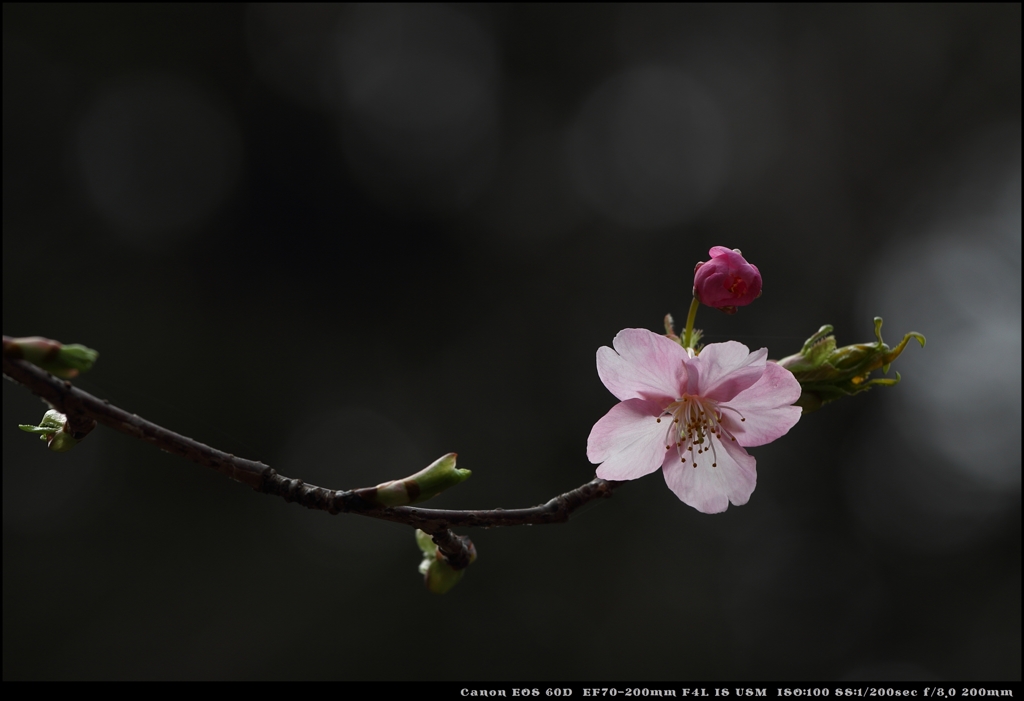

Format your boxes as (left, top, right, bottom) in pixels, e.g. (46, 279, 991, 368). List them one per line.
(692, 246, 762, 314)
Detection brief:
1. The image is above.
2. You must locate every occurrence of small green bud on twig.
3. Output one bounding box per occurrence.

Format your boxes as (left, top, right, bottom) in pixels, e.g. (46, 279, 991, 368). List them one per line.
(415, 529, 476, 594)
(18, 409, 80, 452)
(3, 336, 98, 378)
(353, 453, 471, 506)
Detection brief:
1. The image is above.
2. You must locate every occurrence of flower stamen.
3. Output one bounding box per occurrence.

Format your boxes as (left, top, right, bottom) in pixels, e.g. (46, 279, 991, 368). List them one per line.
(662, 394, 741, 471)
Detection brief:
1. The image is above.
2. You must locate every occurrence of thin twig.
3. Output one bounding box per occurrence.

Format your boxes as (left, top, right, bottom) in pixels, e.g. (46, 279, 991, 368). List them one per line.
(3, 349, 623, 568)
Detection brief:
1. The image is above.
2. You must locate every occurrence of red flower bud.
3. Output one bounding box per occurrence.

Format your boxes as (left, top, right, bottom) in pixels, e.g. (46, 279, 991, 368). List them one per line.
(692, 246, 762, 314)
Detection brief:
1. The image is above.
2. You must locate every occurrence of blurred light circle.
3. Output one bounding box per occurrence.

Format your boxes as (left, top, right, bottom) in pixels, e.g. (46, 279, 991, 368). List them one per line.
(245, 4, 344, 109)
(845, 437, 1017, 553)
(868, 232, 1021, 491)
(330, 4, 500, 212)
(567, 65, 729, 231)
(75, 75, 241, 245)
(336, 5, 491, 131)
(849, 137, 1021, 551)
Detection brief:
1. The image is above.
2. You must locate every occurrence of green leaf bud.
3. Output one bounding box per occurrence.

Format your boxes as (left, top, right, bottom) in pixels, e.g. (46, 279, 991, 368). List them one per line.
(354, 453, 471, 506)
(3, 337, 98, 378)
(420, 557, 465, 594)
(415, 529, 476, 594)
(18, 409, 79, 452)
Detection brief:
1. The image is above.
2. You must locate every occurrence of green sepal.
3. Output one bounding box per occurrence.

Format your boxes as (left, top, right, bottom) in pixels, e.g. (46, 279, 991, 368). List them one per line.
(688, 329, 703, 350)
(4, 337, 98, 378)
(354, 453, 471, 506)
(18, 409, 79, 452)
(776, 317, 925, 412)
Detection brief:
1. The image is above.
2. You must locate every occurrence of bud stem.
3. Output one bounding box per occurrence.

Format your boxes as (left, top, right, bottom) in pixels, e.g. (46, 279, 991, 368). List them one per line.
(682, 297, 700, 349)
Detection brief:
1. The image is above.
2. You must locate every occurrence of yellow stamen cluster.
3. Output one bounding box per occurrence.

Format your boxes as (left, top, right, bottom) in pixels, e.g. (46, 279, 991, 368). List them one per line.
(658, 395, 744, 469)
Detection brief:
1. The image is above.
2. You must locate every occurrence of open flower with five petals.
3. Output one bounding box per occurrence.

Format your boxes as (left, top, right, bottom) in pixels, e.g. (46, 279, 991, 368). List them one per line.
(587, 329, 802, 513)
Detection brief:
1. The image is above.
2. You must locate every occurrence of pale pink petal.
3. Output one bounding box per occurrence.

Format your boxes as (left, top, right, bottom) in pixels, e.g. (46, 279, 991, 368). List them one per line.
(692, 342, 767, 402)
(661, 435, 757, 513)
(588, 398, 670, 481)
(596, 329, 688, 402)
(724, 362, 803, 447)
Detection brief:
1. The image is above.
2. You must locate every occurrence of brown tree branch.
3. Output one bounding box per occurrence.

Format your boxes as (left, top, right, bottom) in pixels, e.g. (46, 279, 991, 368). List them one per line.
(3, 347, 623, 569)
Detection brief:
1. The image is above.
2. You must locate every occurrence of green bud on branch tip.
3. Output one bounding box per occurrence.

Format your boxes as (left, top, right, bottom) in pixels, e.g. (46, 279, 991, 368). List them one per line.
(3, 336, 98, 378)
(353, 453, 471, 507)
(776, 317, 926, 412)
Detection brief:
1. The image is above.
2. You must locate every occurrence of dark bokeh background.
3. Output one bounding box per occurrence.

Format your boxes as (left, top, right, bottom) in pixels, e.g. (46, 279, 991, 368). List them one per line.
(3, 4, 1020, 681)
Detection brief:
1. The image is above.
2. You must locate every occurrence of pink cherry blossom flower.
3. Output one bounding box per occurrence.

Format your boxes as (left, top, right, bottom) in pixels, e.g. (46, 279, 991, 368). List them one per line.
(693, 246, 762, 313)
(587, 329, 802, 513)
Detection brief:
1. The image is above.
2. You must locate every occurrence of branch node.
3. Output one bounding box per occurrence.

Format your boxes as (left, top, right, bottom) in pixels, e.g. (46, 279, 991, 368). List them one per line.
(430, 529, 477, 571)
